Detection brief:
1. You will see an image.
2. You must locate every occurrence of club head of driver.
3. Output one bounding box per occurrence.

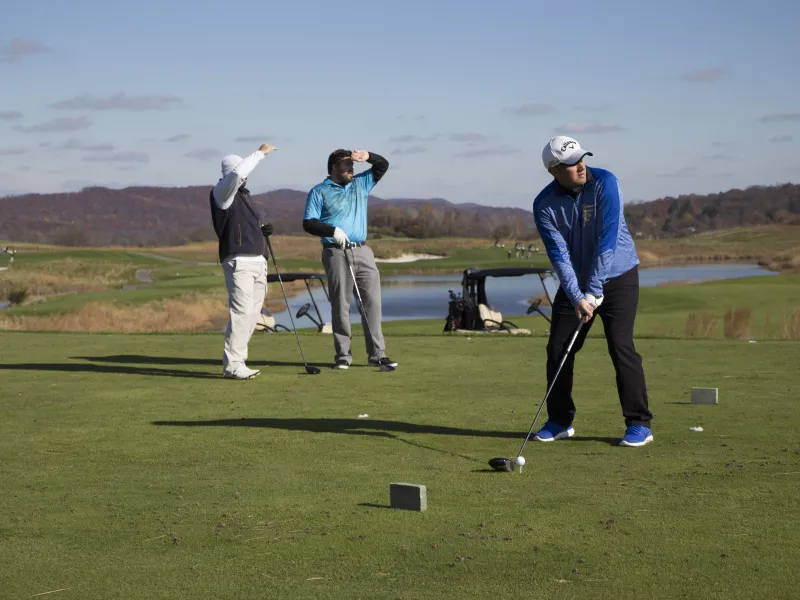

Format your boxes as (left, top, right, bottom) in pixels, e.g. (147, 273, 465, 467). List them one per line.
(488, 457, 515, 473)
(305, 366, 321, 375)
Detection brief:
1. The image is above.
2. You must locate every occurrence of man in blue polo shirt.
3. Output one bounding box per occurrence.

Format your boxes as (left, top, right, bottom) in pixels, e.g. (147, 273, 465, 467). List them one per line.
(303, 149, 397, 370)
(532, 136, 653, 447)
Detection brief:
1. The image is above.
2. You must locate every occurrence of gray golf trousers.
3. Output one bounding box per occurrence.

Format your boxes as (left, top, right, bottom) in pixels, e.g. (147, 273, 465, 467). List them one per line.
(321, 244, 386, 364)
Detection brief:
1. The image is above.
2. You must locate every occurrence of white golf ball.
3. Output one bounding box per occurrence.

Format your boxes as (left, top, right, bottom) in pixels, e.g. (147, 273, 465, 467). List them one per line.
(516, 456, 526, 466)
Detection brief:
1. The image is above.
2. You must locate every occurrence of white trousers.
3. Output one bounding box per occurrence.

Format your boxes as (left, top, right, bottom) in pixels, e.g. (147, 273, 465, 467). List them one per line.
(221, 256, 267, 371)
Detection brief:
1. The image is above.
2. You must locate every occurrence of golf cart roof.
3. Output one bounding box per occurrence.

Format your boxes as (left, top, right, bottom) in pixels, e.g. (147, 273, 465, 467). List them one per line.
(266, 272, 327, 283)
(462, 267, 552, 280)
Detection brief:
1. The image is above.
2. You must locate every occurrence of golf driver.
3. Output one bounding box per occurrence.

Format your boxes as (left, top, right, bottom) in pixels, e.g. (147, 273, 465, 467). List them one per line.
(265, 237, 321, 375)
(489, 317, 586, 472)
(343, 242, 395, 372)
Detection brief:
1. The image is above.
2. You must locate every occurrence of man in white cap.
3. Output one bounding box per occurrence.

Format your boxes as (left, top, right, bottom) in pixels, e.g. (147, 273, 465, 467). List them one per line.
(210, 143, 277, 380)
(532, 136, 653, 446)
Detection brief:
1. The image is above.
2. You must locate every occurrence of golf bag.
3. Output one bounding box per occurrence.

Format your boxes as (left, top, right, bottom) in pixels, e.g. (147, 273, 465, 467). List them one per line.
(443, 289, 478, 332)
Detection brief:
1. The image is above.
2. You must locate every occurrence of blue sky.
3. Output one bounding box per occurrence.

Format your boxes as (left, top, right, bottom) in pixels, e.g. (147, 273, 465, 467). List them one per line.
(1, 0, 798, 207)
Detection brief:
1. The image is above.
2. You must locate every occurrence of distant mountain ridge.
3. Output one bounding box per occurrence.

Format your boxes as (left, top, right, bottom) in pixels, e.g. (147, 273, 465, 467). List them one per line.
(0, 182, 798, 246)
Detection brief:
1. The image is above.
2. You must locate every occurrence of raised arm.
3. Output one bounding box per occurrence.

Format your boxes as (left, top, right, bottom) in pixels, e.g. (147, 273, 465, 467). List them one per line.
(212, 144, 277, 210)
(352, 150, 389, 195)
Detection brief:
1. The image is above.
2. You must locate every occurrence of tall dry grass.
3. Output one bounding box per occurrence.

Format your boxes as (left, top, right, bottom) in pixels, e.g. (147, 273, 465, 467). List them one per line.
(0, 258, 138, 301)
(0, 293, 228, 332)
(723, 307, 753, 340)
(782, 307, 800, 340)
(685, 312, 719, 338)
(0, 277, 308, 332)
(765, 246, 800, 274)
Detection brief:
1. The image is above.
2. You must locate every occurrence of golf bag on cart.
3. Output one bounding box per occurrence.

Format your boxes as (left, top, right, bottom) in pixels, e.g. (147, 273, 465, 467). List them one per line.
(443, 289, 478, 332)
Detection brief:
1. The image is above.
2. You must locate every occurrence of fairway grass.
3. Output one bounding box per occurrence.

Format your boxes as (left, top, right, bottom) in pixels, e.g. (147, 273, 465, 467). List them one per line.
(1, 331, 798, 599)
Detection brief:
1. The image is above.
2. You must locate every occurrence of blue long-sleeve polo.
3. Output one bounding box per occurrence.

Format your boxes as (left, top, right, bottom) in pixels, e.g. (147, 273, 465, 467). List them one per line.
(533, 168, 639, 306)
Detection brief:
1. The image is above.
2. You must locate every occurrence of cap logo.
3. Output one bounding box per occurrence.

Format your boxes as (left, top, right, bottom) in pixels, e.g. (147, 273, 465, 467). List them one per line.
(560, 141, 576, 152)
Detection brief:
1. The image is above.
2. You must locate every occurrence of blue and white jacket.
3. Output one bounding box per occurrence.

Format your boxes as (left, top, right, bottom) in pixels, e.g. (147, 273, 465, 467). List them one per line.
(533, 168, 639, 306)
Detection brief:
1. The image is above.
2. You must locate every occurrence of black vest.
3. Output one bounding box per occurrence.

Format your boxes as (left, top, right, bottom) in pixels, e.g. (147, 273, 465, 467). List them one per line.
(209, 187, 267, 263)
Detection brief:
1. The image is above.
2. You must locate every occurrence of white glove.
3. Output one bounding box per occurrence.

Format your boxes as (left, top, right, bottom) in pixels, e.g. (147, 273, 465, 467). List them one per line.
(332, 227, 350, 248)
(585, 293, 604, 309)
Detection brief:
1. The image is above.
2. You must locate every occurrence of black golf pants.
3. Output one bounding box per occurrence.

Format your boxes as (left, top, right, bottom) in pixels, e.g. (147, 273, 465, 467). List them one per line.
(545, 266, 652, 428)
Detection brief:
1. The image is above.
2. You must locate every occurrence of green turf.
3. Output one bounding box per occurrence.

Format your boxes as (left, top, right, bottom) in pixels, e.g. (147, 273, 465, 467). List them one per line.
(1, 330, 798, 599)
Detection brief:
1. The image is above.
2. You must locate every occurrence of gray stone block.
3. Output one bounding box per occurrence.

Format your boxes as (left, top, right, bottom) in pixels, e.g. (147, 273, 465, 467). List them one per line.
(390, 483, 427, 512)
(691, 388, 719, 405)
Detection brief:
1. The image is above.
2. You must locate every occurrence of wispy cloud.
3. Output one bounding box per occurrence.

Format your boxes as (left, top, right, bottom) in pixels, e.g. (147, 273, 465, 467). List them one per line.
(683, 67, 726, 82)
(14, 117, 92, 133)
(702, 154, 739, 161)
(758, 113, 800, 123)
(502, 103, 555, 117)
(392, 145, 428, 156)
(184, 148, 222, 161)
(558, 122, 622, 134)
(165, 134, 190, 143)
(0, 110, 23, 121)
(455, 146, 520, 159)
(49, 93, 182, 111)
(387, 134, 439, 144)
(83, 151, 149, 163)
(61, 138, 115, 152)
(448, 132, 490, 144)
(712, 141, 735, 148)
(396, 115, 425, 122)
(234, 135, 285, 143)
(0, 38, 52, 63)
(658, 166, 698, 179)
(0, 148, 27, 156)
(770, 134, 794, 143)
(573, 103, 613, 112)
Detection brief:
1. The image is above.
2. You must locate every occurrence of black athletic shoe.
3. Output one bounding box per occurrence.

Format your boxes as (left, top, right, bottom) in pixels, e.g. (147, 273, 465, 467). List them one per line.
(335, 359, 350, 370)
(369, 357, 398, 368)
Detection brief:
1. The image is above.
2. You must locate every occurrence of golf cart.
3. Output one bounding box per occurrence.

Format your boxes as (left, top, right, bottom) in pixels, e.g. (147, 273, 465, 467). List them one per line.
(444, 266, 556, 334)
(256, 272, 332, 334)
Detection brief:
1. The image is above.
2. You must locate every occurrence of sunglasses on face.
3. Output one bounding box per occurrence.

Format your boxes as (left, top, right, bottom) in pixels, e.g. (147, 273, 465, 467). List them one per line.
(337, 159, 354, 172)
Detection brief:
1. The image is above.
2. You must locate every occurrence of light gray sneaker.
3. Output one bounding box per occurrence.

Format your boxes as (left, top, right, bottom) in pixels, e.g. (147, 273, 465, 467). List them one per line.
(223, 365, 260, 380)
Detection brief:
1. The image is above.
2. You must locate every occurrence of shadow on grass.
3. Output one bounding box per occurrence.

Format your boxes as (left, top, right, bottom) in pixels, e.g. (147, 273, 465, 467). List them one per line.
(571, 436, 620, 446)
(357, 503, 393, 510)
(151, 417, 522, 442)
(0, 362, 219, 379)
(154, 417, 504, 465)
(73, 354, 378, 370)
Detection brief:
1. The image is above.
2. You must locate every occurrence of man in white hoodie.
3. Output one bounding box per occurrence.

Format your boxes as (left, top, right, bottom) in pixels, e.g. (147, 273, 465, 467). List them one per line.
(210, 143, 277, 380)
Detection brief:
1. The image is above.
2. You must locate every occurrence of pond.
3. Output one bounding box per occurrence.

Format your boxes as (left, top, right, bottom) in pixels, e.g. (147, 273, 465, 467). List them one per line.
(267, 263, 777, 331)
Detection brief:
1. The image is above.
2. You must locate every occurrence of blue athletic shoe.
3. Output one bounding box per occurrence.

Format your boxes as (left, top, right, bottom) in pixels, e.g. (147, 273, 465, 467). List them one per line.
(619, 425, 654, 447)
(533, 421, 575, 442)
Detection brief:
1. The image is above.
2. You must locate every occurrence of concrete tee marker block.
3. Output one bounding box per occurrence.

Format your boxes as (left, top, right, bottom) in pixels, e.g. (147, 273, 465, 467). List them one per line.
(691, 388, 719, 405)
(390, 483, 427, 512)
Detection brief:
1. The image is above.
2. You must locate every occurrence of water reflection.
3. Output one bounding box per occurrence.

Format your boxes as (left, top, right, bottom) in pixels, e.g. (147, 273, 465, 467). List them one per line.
(268, 264, 777, 330)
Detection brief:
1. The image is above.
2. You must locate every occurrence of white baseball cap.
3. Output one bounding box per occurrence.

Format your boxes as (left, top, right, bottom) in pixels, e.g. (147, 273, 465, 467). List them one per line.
(542, 136, 593, 170)
(221, 154, 243, 177)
